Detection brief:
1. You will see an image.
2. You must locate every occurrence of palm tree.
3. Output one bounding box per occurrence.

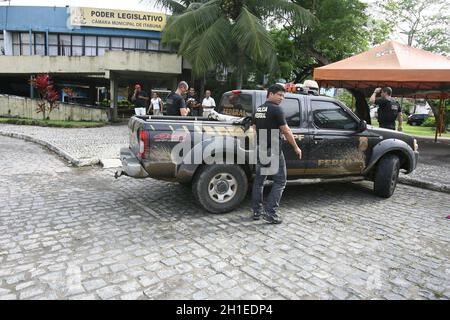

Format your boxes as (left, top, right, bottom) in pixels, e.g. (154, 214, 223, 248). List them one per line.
(156, 0, 315, 88)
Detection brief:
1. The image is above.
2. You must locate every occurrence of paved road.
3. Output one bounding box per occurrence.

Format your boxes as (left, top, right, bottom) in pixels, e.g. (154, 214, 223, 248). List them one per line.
(402, 138, 450, 188)
(1, 123, 449, 191)
(0, 136, 449, 300)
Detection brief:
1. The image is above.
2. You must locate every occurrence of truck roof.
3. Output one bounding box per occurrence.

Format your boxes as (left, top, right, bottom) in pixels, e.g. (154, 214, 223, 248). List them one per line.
(224, 89, 327, 99)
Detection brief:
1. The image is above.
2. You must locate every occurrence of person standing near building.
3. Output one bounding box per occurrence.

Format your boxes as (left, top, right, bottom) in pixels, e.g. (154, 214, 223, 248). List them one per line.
(251, 84, 302, 224)
(370, 87, 403, 131)
(186, 87, 201, 116)
(201, 90, 216, 117)
(166, 81, 190, 116)
(131, 84, 149, 110)
(149, 92, 163, 115)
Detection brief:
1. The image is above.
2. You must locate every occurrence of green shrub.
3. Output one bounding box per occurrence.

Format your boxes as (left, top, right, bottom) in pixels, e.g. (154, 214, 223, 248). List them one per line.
(422, 117, 436, 127)
(118, 100, 134, 109)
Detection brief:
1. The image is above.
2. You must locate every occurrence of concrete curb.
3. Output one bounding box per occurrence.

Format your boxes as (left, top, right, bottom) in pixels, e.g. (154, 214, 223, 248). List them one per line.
(0, 130, 99, 167)
(1, 130, 449, 194)
(398, 176, 450, 194)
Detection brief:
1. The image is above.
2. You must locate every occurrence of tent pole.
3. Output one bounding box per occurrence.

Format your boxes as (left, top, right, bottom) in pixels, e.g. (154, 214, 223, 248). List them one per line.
(434, 98, 443, 142)
(439, 99, 445, 137)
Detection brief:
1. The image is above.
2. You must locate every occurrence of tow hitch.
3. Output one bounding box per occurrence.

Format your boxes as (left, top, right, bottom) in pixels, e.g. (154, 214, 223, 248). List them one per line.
(114, 170, 124, 179)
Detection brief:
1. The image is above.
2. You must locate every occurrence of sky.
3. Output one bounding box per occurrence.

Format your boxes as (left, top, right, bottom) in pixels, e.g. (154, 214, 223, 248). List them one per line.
(0, 0, 378, 12)
(0, 0, 379, 13)
(0, 0, 166, 12)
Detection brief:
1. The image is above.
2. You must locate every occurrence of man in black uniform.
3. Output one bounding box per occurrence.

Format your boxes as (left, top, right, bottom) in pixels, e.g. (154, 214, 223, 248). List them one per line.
(165, 81, 190, 116)
(370, 87, 403, 131)
(251, 84, 302, 224)
(131, 84, 149, 110)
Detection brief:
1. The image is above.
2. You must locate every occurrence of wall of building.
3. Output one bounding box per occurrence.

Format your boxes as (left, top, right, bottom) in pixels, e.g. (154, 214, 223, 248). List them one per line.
(0, 50, 182, 75)
(0, 94, 109, 121)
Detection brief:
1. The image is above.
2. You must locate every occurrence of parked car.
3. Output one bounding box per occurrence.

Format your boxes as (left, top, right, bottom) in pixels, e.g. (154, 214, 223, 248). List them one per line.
(407, 113, 429, 126)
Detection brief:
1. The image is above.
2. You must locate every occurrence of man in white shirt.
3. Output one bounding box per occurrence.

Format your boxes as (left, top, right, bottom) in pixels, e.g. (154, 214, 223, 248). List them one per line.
(202, 90, 216, 117)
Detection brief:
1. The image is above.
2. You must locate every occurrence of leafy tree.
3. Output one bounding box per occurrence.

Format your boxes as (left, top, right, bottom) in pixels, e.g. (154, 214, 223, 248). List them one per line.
(158, 0, 315, 88)
(375, 0, 450, 55)
(266, 0, 390, 83)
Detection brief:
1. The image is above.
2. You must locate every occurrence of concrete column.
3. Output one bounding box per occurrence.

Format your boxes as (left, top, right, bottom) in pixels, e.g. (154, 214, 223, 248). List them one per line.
(171, 77, 177, 91)
(110, 73, 118, 122)
(29, 29, 32, 55)
(89, 85, 96, 106)
(30, 75, 34, 99)
(45, 29, 49, 55)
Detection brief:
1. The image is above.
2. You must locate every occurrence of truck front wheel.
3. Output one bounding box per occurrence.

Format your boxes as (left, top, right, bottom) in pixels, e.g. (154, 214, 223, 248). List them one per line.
(193, 165, 248, 214)
(373, 154, 400, 198)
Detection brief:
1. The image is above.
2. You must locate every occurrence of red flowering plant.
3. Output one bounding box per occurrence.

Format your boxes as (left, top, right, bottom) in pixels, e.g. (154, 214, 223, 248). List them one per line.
(30, 74, 60, 119)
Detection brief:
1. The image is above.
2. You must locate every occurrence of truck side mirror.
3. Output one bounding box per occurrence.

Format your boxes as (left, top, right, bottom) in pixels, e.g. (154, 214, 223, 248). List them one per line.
(357, 120, 367, 132)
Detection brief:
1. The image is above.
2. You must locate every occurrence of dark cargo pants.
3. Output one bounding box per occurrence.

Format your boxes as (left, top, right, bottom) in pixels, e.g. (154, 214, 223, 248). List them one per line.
(251, 150, 287, 217)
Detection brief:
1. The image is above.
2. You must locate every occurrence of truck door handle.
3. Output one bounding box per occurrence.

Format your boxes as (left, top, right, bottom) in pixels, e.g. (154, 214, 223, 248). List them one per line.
(313, 136, 324, 144)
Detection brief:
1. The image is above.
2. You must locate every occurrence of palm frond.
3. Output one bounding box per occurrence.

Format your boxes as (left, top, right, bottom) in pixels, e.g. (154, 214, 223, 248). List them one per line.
(163, 1, 220, 37)
(181, 17, 233, 75)
(231, 6, 275, 64)
(254, 0, 317, 26)
(153, 0, 189, 14)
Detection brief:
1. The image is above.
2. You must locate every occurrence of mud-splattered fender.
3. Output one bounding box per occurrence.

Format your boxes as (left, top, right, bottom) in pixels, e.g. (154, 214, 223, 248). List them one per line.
(363, 138, 418, 175)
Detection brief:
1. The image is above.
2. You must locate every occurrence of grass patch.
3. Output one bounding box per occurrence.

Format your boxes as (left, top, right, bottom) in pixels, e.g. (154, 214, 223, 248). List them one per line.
(370, 119, 450, 138)
(0, 117, 107, 128)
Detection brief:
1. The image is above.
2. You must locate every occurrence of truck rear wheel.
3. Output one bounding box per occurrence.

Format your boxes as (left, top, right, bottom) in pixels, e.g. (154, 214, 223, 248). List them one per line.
(374, 154, 400, 198)
(193, 165, 248, 214)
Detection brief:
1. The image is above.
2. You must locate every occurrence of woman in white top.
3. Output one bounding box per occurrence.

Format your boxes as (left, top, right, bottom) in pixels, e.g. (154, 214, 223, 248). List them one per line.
(149, 92, 163, 115)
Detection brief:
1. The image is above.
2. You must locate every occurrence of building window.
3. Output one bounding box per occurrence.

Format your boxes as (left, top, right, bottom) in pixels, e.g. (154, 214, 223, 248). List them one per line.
(48, 34, 58, 56)
(20, 33, 31, 56)
(98, 36, 110, 56)
(12, 33, 20, 55)
(111, 37, 123, 51)
(10, 32, 165, 56)
(85, 36, 96, 56)
(123, 37, 135, 51)
(34, 33, 46, 55)
(72, 35, 83, 56)
(59, 34, 71, 56)
(136, 38, 146, 51)
(148, 39, 159, 51)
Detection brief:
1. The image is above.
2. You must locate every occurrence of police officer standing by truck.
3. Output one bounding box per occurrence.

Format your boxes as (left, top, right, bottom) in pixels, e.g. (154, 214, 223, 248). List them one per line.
(251, 84, 302, 224)
(370, 87, 403, 131)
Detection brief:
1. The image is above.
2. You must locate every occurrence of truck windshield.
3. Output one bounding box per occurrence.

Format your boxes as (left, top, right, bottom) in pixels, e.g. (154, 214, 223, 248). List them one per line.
(219, 92, 253, 117)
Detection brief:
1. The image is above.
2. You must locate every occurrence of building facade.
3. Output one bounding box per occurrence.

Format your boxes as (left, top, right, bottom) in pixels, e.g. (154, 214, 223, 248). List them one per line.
(0, 6, 189, 119)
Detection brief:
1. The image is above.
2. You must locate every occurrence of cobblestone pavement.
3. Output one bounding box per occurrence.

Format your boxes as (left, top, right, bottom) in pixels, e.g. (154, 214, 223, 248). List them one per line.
(0, 123, 128, 162)
(1, 123, 449, 191)
(401, 138, 450, 189)
(1, 135, 449, 300)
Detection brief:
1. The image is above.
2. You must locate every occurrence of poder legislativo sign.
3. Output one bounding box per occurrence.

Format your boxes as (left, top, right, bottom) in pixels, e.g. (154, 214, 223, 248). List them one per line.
(69, 7, 166, 32)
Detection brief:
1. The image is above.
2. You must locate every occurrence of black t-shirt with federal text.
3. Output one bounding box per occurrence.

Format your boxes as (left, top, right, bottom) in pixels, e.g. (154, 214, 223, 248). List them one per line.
(252, 101, 287, 150)
(166, 92, 186, 116)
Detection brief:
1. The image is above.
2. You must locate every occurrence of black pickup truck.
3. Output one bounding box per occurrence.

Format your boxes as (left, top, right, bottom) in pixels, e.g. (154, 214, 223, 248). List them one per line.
(116, 90, 419, 214)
